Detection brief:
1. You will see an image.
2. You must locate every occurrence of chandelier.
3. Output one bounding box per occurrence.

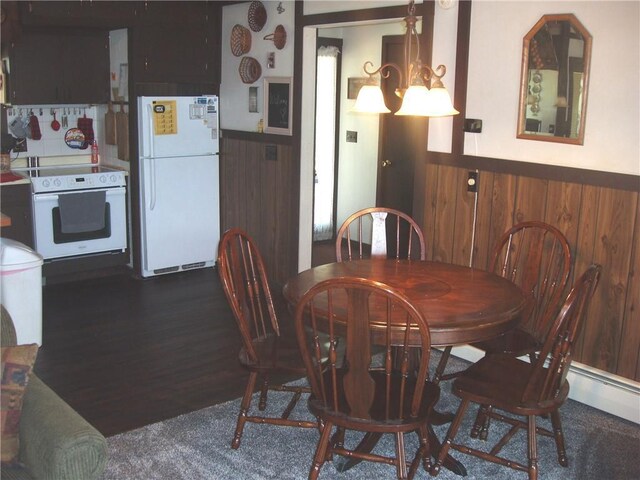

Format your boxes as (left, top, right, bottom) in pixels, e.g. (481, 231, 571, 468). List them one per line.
(353, 0, 459, 117)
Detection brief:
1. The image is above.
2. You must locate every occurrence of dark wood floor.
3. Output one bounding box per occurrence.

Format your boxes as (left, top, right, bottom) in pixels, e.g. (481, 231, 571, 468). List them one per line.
(35, 242, 335, 437)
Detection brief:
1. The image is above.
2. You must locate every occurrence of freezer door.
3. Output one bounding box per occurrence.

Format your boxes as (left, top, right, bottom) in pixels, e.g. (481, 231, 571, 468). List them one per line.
(140, 154, 220, 276)
(138, 96, 219, 158)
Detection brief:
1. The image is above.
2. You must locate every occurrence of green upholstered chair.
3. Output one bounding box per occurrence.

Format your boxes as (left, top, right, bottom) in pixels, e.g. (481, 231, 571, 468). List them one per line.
(1, 305, 107, 480)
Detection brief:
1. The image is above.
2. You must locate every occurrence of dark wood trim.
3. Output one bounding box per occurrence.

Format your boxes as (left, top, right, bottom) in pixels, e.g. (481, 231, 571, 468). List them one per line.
(300, 5, 410, 27)
(425, 151, 640, 192)
(222, 129, 293, 145)
(451, 0, 472, 155)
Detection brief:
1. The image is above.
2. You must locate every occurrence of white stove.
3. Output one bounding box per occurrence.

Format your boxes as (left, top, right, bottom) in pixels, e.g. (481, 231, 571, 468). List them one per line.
(17, 165, 128, 260)
(18, 165, 126, 193)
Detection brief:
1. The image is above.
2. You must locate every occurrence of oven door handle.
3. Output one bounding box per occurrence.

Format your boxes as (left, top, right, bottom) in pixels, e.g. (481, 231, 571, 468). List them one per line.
(33, 187, 126, 202)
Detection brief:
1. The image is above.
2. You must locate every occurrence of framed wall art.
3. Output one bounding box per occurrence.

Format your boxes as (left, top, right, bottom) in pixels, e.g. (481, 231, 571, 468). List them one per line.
(263, 76, 292, 135)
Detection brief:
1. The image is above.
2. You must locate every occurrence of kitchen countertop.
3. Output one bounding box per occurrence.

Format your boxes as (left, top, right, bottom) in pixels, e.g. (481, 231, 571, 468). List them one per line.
(0, 171, 30, 185)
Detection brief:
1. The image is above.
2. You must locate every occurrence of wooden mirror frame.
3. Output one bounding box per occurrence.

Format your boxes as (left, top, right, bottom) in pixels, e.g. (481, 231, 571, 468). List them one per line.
(517, 14, 592, 145)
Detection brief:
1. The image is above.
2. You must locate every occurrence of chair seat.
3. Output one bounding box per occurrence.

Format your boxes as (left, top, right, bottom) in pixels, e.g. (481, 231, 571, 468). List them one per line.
(471, 328, 541, 356)
(308, 369, 440, 432)
(238, 332, 306, 374)
(452, 354, 569, 415)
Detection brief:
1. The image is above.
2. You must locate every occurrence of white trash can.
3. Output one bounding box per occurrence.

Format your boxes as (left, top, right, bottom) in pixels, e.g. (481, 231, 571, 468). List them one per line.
(0, 238, 44, 345)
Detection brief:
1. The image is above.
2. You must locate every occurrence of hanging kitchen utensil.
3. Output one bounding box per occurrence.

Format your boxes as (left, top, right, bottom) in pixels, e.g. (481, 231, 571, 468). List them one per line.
(64, 128, 86, 149)
(248, 1, 267, 32)
(77, 113, 94, 149)
(238, 56, 261, 84)
(9, 115, 28, 139)
(230, 24, 251, 56)
(28, 113, 42, 140)
(116, 103, 129, 161)
(263, 24, 286, 49)
(105, 102, 116, 145)
(51, 110, 60, 131)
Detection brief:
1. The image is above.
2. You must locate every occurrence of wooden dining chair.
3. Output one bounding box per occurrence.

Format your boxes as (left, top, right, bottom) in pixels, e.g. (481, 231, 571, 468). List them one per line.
(433, 221, 572, 386)
(217, 228, 317, 449)
(430, 264, 601, 480)
(294, 277, 440, 480)
(335, 207, 426, 261)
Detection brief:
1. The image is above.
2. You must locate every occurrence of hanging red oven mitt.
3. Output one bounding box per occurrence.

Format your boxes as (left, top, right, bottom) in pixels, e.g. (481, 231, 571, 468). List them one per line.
(77, 115, 94, 149)
(29, 114, 42, 140)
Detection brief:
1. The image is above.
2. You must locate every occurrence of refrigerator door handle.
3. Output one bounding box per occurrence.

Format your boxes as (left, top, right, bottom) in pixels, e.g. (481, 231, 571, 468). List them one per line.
(145, 103, 157, 211)
(147, 104, 155, 159)
(149, 159, 157, 211)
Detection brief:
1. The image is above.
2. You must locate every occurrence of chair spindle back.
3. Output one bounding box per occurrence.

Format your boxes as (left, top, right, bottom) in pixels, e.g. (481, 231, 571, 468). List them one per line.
(218, 228, 280, 363)
(295, 277, 432, 423)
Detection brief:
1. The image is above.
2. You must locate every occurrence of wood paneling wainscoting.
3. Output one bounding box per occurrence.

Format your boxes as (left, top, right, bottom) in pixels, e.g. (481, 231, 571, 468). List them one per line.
(419, 152, 639, 381)
(219, 131, 299, 287)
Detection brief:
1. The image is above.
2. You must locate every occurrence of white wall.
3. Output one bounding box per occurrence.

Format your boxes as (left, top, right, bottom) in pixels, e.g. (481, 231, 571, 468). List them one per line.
(220, 1, 295, 132)
(462, 1, 639, 175)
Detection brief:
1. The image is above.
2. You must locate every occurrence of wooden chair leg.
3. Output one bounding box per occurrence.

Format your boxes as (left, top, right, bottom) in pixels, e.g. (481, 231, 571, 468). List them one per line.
(550, 410, 568, 467)
(309, 421, 334, 480)
(431, 398, 470, 476)
(470, 404, 492, 440)
(470, 404, 487, 438)
(329, 426, 345, 461)
(232, 372, 258, 449)
(527, 415, 539, 480)
(394, 431, 408, 479)
(432, 346, 453, 385)
(258, 374, 269, 410)
(412, 424, 430, 477)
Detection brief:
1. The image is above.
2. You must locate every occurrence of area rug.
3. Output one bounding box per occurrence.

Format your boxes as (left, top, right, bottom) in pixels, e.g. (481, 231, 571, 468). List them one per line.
(101, 356, 639, 480)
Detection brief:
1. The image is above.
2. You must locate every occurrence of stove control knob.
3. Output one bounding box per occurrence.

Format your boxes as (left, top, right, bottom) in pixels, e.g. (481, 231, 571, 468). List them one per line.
(53, 179, 62, 187)
(42, 179, 51, 188)
(110, 174, 117, 183)
(99, 175, 107, 183)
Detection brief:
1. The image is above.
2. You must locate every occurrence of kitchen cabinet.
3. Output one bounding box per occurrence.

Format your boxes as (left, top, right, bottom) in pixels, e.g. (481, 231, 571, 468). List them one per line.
(131, 1, 220, 85)
(8, 30, 110, 105)
(17, 0, 135, 29)
(0, 183, 34, 248)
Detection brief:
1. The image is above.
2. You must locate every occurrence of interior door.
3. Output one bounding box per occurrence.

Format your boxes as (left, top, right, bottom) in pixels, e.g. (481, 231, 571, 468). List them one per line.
(377, 35, 427, 256)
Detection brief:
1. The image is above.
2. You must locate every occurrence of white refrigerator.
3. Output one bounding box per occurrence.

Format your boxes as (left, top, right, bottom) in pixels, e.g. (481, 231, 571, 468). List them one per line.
(138, 95, 220, 278)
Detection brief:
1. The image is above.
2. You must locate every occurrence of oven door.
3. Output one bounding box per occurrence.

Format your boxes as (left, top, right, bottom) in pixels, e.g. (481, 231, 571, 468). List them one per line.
(32, 187, 127, 259)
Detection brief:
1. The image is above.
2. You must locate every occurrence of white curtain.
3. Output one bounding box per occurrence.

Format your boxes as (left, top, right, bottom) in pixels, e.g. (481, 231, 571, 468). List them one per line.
(313, 46, 340, 241)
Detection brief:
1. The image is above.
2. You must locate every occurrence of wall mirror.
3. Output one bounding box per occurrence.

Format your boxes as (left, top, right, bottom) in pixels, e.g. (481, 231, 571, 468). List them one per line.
(517, 14, 592, 145)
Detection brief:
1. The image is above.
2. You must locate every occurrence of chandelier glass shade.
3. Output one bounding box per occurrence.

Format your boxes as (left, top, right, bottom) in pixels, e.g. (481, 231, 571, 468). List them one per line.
(353, 1, 459, 117)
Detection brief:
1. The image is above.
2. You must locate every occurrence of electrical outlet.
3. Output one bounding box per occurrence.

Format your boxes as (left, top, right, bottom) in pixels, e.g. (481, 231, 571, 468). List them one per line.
(467, 171, 478, 192)
(464, 119, 483, 133)
(265, 144, 277, 161)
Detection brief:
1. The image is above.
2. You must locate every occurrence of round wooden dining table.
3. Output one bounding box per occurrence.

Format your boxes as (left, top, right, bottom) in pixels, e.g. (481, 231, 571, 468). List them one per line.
(283, 259, 527, 348)
(283, 259, 527, 476)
